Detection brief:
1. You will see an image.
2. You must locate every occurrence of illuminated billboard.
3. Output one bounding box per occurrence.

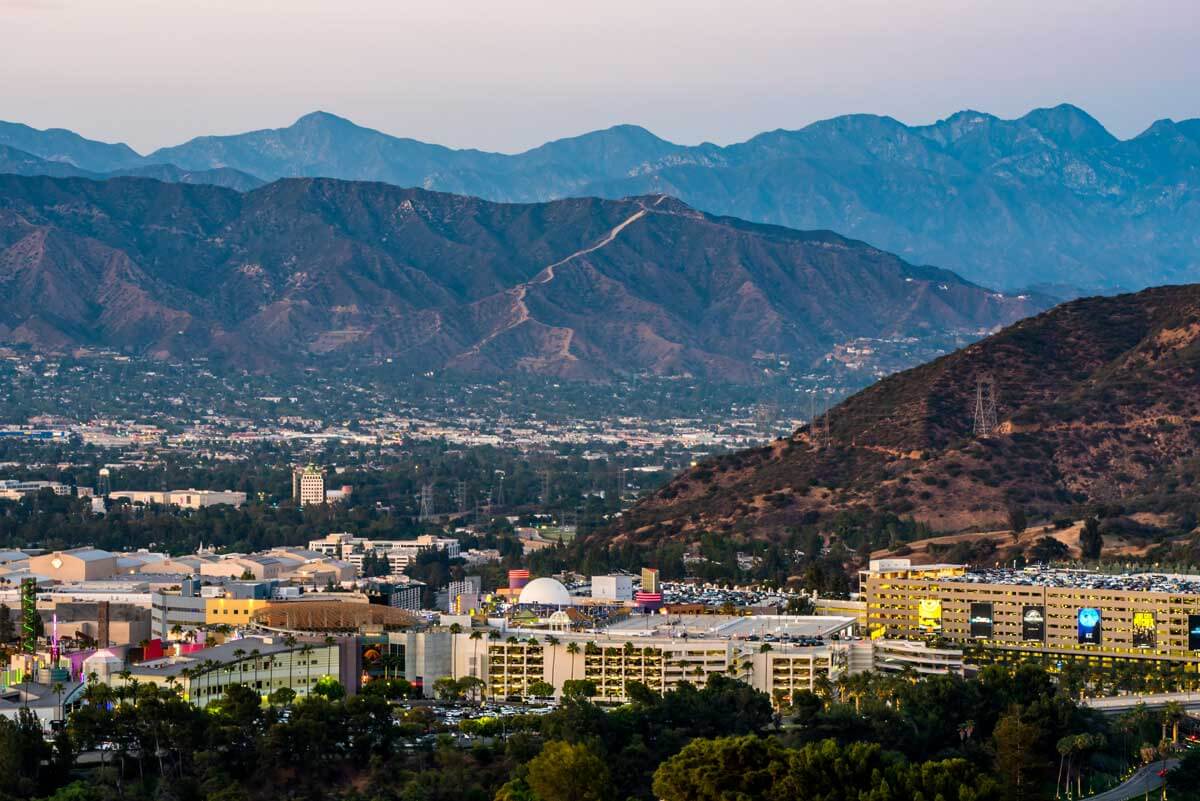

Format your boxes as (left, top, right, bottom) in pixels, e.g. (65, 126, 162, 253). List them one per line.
(1189, 615, 1200, 651)
(1132, 611, 1155, 649)
(969, 602, 994, 639)
(918, 599, 943, 631)
(1021, 605, 1045, 641)
(1077, 607, 1101, 645)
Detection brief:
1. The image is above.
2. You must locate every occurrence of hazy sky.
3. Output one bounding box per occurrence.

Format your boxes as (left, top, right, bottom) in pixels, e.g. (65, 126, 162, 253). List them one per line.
(2, 0, 1198, 154)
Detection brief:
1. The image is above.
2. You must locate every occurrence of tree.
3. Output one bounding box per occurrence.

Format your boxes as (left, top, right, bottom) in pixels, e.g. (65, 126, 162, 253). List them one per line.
(433, 676, 463, 701)
(546, 634, 560, 680)
(993, 706, 1041, 801)
(526, 740, 610, 801)
(1080, 517, 1103, 560)
(448, 622, 462, 680)
(1008, 505, 1028, 537)
(0, 604, 13, 644)
(566, 641, 581, 679)
(311, 677, 345, 701)
(562, 679, 597, 700)
(268, 687, 296, 706)
(528, 680, 554, 699)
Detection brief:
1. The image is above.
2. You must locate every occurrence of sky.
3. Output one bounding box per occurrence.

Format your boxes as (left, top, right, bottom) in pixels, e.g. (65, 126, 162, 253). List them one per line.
(2, 0, 1198, 154)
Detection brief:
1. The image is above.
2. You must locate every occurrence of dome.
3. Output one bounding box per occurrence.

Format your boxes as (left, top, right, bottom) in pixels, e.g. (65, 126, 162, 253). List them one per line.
(518, 577, 572, 607)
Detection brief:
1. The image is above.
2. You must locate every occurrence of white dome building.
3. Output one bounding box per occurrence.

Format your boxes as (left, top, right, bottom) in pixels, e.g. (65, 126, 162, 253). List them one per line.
(517, 577, 572, 607)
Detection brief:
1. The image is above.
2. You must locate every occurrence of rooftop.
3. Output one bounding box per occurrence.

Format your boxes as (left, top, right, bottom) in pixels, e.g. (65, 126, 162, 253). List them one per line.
(947, 567, 1200, 594)
(131, 635, 300, 677)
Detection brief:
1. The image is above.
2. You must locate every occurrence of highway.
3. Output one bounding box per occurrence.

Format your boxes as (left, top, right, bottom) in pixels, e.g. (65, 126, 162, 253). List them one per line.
(1082, 760, 1178, 801)
(1084, 691, 1200, 715)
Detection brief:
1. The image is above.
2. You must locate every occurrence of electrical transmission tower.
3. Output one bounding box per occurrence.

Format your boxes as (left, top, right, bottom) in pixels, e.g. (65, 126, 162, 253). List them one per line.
(418, 483, 435, 521)
(972, 374, 999, 438)
(456, 480, 468, 516)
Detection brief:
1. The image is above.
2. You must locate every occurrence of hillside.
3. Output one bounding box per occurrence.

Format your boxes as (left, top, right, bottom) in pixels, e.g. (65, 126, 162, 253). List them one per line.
(0, 174, 1039, 379)
(5, 105, 1198, 292)
(611, 285, 1200, 543)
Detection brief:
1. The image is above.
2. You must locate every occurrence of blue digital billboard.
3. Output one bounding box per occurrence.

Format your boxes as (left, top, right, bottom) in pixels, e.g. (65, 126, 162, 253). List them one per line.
(1077, 607, 1101, 645)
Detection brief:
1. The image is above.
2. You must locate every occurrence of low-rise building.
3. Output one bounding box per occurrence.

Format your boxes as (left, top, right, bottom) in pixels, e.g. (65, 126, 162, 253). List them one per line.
(109, 489, 247, 508)
(128, 635, 341, 708)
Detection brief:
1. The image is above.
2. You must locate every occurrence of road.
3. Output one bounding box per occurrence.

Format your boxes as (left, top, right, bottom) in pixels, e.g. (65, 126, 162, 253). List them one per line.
(1082, 759, 1178, 801)
(1084, 691, 1200, 715)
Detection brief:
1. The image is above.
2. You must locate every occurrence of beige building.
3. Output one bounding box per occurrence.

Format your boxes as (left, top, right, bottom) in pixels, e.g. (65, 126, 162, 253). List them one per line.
(39, 602, 151, 647)
(199, 555, 285, 580)
(442, 615, 861, 704)
(29, 548, 119, 582)
(293, 465, 326, 506)
(862, 559, 1200, 671)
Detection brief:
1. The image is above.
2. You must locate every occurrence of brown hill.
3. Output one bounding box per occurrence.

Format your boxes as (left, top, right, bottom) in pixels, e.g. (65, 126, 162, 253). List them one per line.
(612, 285, 1200, 543)
(0, 174, 1040, 379)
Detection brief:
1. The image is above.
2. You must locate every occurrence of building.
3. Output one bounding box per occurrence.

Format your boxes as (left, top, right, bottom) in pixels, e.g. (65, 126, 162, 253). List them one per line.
(151, 589, 208, 639)
(813, 596, 868, 633)
(128, 635, 341, 708)
(862, 559, 1200, 673)
(293, 465, 326, 506)
(109, 489, 247, 509)
(205, 595, 275, 628)
(306, 533, 460, 575)
(199, 555, 285, 581)
(641, 567, 660, 594)
(40, 602, 151, 647)
(592, 575, 634, 602)
(0, 480, 74, 500)
(467, 615, 857, 703)
(446, 576, 482, 613)
(0, 681, 85, 731)
(29, 548, 120, 582)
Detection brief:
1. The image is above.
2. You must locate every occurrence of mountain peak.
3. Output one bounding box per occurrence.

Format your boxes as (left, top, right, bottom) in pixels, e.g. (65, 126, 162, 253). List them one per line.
(292, 110, 358, 129)
(1020, 103, 1115, 148)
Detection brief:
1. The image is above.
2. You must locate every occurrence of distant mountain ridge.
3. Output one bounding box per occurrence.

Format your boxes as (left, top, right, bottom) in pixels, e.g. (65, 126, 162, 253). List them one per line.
(0, 144, 264, 191)
(3, 104, 1199, 292)
(0, 174, 1041, 379)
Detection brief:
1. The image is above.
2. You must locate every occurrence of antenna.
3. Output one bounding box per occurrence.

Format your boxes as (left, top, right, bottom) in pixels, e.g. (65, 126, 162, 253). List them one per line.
(456, 480, 467, 516)
(418, 483, 434, 521)
(972, 374, 999, 438)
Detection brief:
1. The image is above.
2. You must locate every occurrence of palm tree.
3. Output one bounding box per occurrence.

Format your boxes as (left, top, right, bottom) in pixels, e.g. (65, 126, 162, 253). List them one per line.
(51, 681, 65, 722)
(1168, 700, 1186, 744)
(469, 630, 484, 678)
(300, 644, 314, 694)
(249, 648, 262, 695)
(545, 635, 560, 681)
(284, 634, 297, 689)
(232, 648, 247, 687)
(448, 623, 463, 680)
(566, 642, 581, 679)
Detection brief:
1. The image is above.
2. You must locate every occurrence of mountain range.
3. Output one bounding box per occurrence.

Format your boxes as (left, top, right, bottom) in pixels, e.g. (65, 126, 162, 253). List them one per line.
(3, 105, 1199, 292)
(0, 174, 1040, 379)
(611, 284, 1200, 543)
